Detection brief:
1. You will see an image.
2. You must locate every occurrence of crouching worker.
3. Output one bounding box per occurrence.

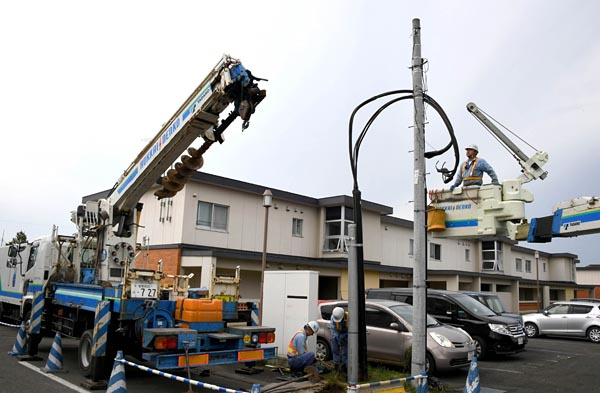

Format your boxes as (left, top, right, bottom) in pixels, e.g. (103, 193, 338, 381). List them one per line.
(330, 307, 348, 372)
(287, 321, 319, 375)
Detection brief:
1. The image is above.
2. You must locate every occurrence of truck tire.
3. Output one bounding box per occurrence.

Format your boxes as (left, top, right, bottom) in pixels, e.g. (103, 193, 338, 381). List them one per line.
(79, 329, 112, 380)
(78, 329, 94, 377)
(22, 308, 42, 356)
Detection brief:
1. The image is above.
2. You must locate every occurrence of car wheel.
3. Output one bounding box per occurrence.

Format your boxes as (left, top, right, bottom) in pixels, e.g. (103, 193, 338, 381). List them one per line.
(587, 326, 600, 343)
(425, 352, 436, 375)
(524, 322, 539, 338)
(473, 336, 486, 360)
(316, 338, 331, 361)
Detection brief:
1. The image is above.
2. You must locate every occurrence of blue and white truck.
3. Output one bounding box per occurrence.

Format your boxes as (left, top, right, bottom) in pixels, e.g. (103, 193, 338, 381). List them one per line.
(1, 55, 276, 381)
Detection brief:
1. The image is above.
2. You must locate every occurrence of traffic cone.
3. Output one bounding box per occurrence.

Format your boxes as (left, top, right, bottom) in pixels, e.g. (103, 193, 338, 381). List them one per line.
(8, 323, 27, 356)
(106, 351, 127, 393)
(41, 332, 66, 373)
(416, 371, 429, 393)
(463, 356, 480, 393)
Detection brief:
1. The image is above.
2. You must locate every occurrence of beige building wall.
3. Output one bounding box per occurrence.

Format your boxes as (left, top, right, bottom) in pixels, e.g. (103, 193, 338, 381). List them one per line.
(577, 269, 600, 285)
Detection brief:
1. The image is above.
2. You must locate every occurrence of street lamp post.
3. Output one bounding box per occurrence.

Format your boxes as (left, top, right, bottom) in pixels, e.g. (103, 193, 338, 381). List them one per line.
(258, 189, 272, 325)
(535, 250, 541, 312)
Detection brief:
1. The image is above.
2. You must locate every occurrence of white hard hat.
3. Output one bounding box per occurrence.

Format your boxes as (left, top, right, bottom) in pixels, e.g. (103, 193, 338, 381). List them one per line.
(465, 144, 479, 152)
(306, 321, 319, 334)
(332, 307, 345, 323)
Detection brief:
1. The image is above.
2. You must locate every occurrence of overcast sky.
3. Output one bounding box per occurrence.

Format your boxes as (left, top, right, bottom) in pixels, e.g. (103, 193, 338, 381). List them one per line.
(1, 1, 598, 265)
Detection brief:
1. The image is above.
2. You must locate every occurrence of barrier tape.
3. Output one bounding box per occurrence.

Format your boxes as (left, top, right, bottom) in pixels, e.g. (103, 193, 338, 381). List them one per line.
(0, 321, 21, 328)
(115, 357, 248, 393)
(351, 372, 428, 390)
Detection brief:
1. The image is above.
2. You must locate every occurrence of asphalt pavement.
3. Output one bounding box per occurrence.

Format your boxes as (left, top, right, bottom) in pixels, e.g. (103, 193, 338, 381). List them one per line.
(3, 322, 600, 393)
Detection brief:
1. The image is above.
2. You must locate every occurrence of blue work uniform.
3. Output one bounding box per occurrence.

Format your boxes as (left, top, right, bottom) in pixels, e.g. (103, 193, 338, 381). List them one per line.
(287, 329, 315, 372)
(330, 313, 348, 367)
(451, 157, 499, 190)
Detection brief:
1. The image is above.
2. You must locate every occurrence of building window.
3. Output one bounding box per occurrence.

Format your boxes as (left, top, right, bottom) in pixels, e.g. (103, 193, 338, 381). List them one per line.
(409, 239, 414, 256)
(525, 259, 532, 273)
(430, 243, 442, 261)
(465, 248, 471, 262)
(543, 262, 546, 272)
(323, 206, 354, 252)
(196, 201, 229, 231)
(292, 218, 303, 237)
(515, 258, 522, 272)
(481, 241, 503, 271)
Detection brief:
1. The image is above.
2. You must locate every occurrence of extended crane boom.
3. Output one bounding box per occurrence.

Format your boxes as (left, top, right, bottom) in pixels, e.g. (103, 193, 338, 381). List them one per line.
(109, 54, 265, 211)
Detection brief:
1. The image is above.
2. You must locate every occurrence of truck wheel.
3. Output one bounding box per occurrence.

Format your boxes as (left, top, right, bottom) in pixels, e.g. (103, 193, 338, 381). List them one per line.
(473, 336, 486, 360)
(22, 309, 42, 356)
(78, 330, 94, 377)
(79, 329, 112, 380)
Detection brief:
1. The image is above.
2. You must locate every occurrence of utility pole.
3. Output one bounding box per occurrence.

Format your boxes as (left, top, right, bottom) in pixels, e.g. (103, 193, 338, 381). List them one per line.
(410, 17, 427, 378)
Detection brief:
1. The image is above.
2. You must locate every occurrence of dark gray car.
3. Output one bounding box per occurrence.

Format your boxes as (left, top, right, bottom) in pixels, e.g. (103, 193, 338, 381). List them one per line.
(316, 299, 476, 374)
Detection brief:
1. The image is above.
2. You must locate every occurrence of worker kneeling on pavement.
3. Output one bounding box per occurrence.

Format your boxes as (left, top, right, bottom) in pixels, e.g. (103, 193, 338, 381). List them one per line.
(287, 321, 319, 374)
(330, 307, 348, 372)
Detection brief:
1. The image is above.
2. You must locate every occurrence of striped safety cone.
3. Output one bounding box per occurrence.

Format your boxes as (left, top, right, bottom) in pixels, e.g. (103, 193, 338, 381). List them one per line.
(463, 356, 480, 393)
(106, 351, 127, 393)
(8, 323, 27, 356)
(416, 371, 429, 393)
(41, 332, 66, 373)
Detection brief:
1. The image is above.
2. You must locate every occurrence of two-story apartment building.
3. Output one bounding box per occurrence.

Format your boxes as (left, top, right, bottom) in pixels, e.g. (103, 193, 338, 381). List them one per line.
(86, 171, 591, 313)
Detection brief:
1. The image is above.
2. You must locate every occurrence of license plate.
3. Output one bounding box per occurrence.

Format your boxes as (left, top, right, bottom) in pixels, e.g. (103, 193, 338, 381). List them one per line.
(131, 282, 158, 298)
(468, 351, 474, 360)
(518, 336, 524, 345)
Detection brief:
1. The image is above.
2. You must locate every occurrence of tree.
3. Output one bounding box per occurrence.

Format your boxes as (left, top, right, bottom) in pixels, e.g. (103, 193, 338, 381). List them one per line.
(7, 231, 28, 245)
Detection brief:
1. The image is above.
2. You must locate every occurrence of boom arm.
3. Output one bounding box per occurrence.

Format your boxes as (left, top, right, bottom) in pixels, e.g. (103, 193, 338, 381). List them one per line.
(108, 55, 266, 211)
(467, 102, 549, 183)
(528, 197, 600, 242)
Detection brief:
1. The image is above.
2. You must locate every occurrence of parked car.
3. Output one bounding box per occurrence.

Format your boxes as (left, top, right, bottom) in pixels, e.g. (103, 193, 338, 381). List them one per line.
(462, 291, 523, 324)
(522, 300, 600, 342)
(316, 299, 476, 374)
(570, 298, 600, 303)
(366, 288, 527, 359)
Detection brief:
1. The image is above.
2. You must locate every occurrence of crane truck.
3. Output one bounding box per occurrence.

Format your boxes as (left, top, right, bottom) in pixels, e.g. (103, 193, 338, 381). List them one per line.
(1, 55, 277, 381)
(428, 102, 599, 245)
(428, 102, 549, 240)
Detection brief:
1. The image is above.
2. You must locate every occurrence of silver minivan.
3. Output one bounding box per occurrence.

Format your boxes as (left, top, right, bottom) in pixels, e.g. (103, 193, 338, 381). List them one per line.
(316, 299, 476, 374)
(523, 300, 600, 342)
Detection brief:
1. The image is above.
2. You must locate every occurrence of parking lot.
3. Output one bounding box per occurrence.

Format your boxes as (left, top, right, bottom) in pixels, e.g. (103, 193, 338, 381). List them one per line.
(2, 323, 600, 393)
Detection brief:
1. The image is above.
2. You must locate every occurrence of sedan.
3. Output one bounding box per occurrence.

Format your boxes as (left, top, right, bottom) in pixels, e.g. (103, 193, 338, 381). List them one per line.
(316, 299, 476, 374)
(522, 300, 600, 343)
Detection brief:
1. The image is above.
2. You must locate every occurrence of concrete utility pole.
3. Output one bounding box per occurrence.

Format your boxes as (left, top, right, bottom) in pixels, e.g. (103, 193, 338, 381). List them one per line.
(410, 18, 428, 378)
(347, 224, 359, 385)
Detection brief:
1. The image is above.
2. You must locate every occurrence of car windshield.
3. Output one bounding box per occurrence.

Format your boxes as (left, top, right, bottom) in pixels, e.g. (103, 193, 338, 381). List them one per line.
(388, 304, 439, 327)
(454, 294, 497, 317)
(480, 296, 506, 313)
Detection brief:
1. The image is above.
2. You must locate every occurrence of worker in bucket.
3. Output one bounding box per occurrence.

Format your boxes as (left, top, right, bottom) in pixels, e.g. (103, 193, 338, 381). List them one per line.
(330, 307, 348, 373)
(450, 144, 500, 190)
(287, 321, 319, 376)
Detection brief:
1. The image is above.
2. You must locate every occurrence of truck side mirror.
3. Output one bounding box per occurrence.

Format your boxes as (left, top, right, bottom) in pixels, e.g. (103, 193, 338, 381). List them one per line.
(8, 245, 18, 258)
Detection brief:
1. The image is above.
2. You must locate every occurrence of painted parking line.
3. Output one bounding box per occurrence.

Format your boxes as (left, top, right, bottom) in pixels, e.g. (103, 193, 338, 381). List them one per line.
(19, 361, 89, 393)
(478, 367, 524, 374)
